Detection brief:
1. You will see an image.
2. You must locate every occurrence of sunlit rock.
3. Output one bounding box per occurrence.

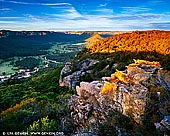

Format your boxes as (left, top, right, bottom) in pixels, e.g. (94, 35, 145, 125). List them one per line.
(68, 59, 170, 134)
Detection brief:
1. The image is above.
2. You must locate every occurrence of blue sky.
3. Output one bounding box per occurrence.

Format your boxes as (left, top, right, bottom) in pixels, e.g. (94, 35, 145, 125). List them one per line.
(0, 0, 170, 31)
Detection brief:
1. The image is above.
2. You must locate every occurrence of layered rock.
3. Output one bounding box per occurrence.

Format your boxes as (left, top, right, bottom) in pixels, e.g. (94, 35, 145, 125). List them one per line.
(59, 59, 99, 89)
(68, 59, 170, 134)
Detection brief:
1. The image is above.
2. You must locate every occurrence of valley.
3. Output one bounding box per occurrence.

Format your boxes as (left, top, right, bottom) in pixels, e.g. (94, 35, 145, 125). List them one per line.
(0, 30, 89, 81)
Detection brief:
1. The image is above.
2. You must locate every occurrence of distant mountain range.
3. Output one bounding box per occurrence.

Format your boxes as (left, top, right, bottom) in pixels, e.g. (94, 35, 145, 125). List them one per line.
(65, 31, 130, 35)
(0, 30, 129, 38)
(0, 30, 55, 37)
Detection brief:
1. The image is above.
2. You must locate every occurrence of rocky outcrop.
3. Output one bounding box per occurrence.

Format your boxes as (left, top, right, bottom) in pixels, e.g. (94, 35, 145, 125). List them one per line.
(59, 59, 99, 89)
(68, 59, 170, 135)
(158, 69, 170, 91)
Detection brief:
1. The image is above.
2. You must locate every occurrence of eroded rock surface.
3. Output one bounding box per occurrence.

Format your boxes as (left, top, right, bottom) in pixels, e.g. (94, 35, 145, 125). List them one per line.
(68, 59, 170, 135)
(59, 59, 99, 89)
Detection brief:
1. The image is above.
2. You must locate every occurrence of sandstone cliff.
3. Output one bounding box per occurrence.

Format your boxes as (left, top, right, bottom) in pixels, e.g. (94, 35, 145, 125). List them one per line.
(67, 60, 170, 135)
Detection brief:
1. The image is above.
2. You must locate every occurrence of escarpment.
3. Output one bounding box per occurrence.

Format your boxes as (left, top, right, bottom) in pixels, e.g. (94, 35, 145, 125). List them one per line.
(66, 59, 170, 135)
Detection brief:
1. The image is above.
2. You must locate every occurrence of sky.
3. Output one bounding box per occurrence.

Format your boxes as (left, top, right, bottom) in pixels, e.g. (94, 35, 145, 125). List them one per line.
(0, 0, 170, 31)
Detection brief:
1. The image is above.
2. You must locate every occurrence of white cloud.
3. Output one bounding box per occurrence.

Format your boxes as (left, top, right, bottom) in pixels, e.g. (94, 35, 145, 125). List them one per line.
(0, 21, 18, 24)
(2, 11, 169, 31)
(148, 0, 164, 5)
(93, 8, 113, 15)
(8, 0, 30, 5)
(0, 8, 12, 11)
(5, 1, 72, 7)
(0, 16, 23, 19)
(42, 3, 71, 6)
(1, 1, 170, 31)
(121, 7, 152, 13)
(99, 3, 107, 7)
(48, 6, 83, 20)
(65, 7, 83, 19)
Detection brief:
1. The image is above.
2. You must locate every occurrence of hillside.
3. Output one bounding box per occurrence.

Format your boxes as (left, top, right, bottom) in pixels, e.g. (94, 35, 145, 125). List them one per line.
(1, 30, 170, 136)
(58, 30, 170, 135)
(85, 32, 104, 46)
(0, 67, 74, 133)
(87, 30, 170, 55)
(0, 30, 90, 59)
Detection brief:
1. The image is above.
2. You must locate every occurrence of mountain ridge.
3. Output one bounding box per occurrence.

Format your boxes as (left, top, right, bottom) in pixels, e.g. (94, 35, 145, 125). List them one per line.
(87, 30, 170, 55)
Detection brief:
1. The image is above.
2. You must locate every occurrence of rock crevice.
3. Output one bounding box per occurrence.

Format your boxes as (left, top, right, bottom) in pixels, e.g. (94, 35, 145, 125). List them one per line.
(67, 59, 170, 134)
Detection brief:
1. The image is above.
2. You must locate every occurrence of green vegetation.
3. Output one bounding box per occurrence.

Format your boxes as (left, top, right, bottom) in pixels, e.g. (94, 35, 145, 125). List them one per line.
(0, 67, 75, 134)
(99, 111, 135, 136)
(76, 49, 170, 71)
(0, 32, 89, 59)
(14, 58, 41, 70)
(0, 32, 89, 75)
(27, 116, 58, 132)
(59, 46, 170, 89)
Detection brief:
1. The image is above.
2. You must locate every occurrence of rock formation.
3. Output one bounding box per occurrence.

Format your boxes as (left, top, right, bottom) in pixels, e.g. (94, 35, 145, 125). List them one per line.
(59, 59, 99, 89)
(68, 59, 170, 135)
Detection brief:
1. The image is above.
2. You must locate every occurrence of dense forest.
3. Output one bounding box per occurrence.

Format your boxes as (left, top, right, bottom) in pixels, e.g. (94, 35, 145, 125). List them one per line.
(88, 30, 170, 55)
(14, 58, 41, 70)
(0, 67, 75, 134)
(81, 30, 170, 71)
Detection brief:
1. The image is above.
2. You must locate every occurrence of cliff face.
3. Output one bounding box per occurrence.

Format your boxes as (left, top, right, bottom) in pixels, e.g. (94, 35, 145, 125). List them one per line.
(67, 60, 170, 135)
(59, 59, 99, 89)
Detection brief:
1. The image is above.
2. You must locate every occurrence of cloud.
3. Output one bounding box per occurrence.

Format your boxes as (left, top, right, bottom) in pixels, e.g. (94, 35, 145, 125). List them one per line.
(2, 11, 169, 31)
(1, 1, 170, 31)
(65, 7, 83, 18)
(150, 22, 170, 29)
(4, 1, 71, 7)
(93, 8, 113, 15)
(105, 13, 163, 21)
(121, 7, 152, 13)
(0, 16, 23, 19)
(99, 3, 107, 7)
(0, 21, 18, 24)
(7, 0, 31, 5)
(42, 3, 71, 6)
(0, 8, 12, 11)
(24, 14, 45, 22)
(48, 6, 84, 20)
(148, 0, 164, 5)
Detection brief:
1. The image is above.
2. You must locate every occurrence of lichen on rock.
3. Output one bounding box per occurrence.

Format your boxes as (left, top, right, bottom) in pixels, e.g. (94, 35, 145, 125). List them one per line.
(66, 59, 170, 135)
